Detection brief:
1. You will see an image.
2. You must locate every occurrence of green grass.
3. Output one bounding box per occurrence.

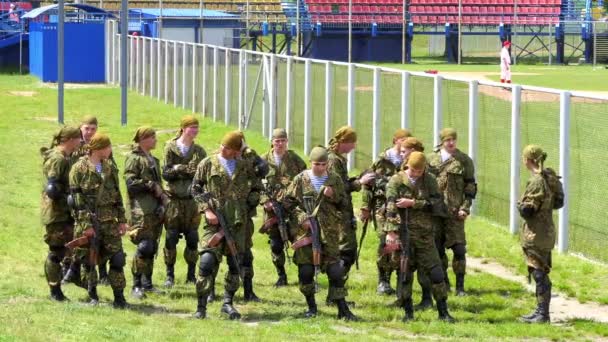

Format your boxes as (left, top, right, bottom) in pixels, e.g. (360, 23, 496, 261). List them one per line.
(1, 74, 608, 340)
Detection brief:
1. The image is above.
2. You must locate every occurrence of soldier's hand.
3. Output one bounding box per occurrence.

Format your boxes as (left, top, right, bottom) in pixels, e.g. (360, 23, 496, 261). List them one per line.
(205, 209, 219, 225)
(360, 208, 370, 221)
(396, 198, 414, 208)
(118, 223, 129, 236)
(302, 219, 312, 231)
(457, 210, 469, 220)
(323, 186, 334, 198)
(263, 201, 274, 212)
(359, 173, 376, 185)
(384, 232, 401, 253)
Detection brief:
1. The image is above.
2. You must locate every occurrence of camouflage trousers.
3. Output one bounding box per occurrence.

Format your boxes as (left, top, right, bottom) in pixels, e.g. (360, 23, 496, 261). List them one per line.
(128, 212, 163, 278)
(435, 217, 467, 277)
(44, 221, 74, 286)
(388, 229, 448, 304)
(163, 197, 201, 267)
(74, 221, 126, 291)
(195, 222, 247, 297)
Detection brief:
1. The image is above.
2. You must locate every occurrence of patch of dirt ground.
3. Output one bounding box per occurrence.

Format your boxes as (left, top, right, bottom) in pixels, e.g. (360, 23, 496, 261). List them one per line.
(8, 90, 37, 97)
(468, 257, 608, 324)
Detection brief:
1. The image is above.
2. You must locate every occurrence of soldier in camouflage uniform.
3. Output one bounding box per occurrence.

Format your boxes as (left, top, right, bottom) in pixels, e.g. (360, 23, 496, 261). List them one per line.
(40, 126, 82, 301)
(327, 127, 375, 281)
(191, 131, 256, 320)
(235, 131, 266, 302)
(360, 128, 411, 296)
(384, 152, 454, 322)
(518, 145, 563, 324)
(161, 116, 207, 288)
(68, 133, 129, 308)
(124, 127, 167, 299)
(259, 128, 307, 287)
(427, 128, 476, 296)
(282, 146, 357, 321)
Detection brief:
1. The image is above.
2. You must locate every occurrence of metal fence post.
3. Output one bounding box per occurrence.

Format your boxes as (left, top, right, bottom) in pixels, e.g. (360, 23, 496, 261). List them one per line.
(401, 71, 410, 129)
(347, 63, 355, 169)
(164, 40, 169, 104)
(304, 59, 312, 155)
(202, 45, 207, 116)
(509, 85, 522, 235)
(105, 21, 110, 83)
(372, 67, 381, 161)
(129, 37, 135, 89)
(433, 75, 443, 147)
(136, 37, 141, 91)
(262, 56, 268, 137)
(468, 80, 479, 215)
(213, 46, 218, 121)
(225, 49, 231, 125)
(558, 91, 570, 253)
(285, 57, 293, 137)
(238, 50, 244, 130)
(182, 42, 187, 109)
(324, 62, 333, 145)
(157, 39, 161, 100)
(142, 38, 147, 95)
(173, 41, 178, 107)
(268, 53, 276, 137)
(150, 39, 155, 97)
(192, 44, 197, 112)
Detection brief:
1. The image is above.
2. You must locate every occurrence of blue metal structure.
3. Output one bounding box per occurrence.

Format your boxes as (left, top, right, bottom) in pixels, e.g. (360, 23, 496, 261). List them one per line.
(23, 4, 113, 82)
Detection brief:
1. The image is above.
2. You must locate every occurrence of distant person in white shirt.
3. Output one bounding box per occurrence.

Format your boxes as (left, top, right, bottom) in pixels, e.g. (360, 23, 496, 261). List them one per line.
(500, 40, 512, 84)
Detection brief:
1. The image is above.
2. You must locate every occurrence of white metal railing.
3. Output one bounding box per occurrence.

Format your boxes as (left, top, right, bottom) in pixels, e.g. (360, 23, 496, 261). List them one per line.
(105, 20, 608, 261)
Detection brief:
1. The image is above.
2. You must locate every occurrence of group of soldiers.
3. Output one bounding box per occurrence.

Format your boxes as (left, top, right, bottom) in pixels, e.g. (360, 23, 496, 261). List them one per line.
(40, 114, 562, 324)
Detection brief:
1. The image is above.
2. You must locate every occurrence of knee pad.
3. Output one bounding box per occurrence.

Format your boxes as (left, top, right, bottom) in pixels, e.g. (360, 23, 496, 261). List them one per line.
(326, 262, 345, 281)
(136, 239, 156, 259)
(270, 236, 283, 255)
(47, 253, 62, 264)
(452, 244, 467, 260)
(184, 230, 199, 250)
(199, 252, 217, 277)
(298, 264, 314, 284)
(340, 250, 356, 267)
(532, 269, 551, 293)
(164, 229, 180, 250)
(239, 250, 253, 268)
(48, 246, 66, 262)
(429, 265, 445, 284)
(109, 251, 126, 270)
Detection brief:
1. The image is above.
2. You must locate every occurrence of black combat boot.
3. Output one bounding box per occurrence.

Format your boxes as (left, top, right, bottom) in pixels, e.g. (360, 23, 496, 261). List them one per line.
(274, 265, 288, 287)
(61, 262, 82, 287)
(207, 280, 217, 303)
(142, 271, 162, 294)
(521, 302, 550, 323)
(243, 276, 260, 302)
(50, 284, 68, 302)
(402, 297, 414, 322)
(186, 262, 196, 284)
(437, 299, 455, 323)
(455, 273, 466, 297)
(520, 307, 540, 321)
(164, 265, 175, 288)
(221, 291, 242, 320)
(336, 298, 358, 321)
(521, 276, 551, 324)
(113, 288, 128, 309)
(304, 295, 317, 318)
(98, 263, 109, 286)
(131, 274, 146, 300)
(416, 286, 434, 310)
(377, 268, 395, 295)
(194, 295, 208, 319)
(88, 285, 99, 306)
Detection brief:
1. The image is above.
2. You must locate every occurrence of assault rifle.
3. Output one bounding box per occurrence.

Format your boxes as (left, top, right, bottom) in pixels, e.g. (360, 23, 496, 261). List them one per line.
(302, 195, 322, 292)
(397, 208, 410, 289)
(65, 194, 100, 268)
(261, 179, 291, 264)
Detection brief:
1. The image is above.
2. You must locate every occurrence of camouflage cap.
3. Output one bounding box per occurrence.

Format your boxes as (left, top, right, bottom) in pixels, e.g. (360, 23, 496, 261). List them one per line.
(221, 131, 243, 151)
(88, 132, 111, 150)
(393, 128, 412, 142)
(334, 126, 357, 143)
(57, 125, 81, 142)
(523, 144, 547, 163)
(440, 128, 457, 142)
(406, 151, 426, 170)
(132, 126, 156, 142)
(272, 128, 288, 140)
(309, 146, 328, 162)
(180, 115, 199, 128)
(81, 115, 98, 126)
(402, 137, 424, 152)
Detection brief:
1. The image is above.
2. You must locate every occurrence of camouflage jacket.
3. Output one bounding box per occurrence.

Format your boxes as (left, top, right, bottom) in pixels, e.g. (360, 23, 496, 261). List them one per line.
(384, 171, 443, 235)
(327, 149, 361, 213)
(282, 170, 346, 246)
(69, 156, 127, 229)
(124, 146, 162, 215)
(162, 138, 207, 199)
(427, 149, 476, 214)
(40, 147, 73, 225)
(361, 147, 402, 215)
(191, 153, 252, 229)
(518, 172, 556, 250)
(259, 149, 307, 204)
(239, 146, 265, 217)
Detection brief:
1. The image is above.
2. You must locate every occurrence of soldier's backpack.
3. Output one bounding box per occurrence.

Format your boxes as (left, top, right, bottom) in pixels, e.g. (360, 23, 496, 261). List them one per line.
(542, 168, 564, 209)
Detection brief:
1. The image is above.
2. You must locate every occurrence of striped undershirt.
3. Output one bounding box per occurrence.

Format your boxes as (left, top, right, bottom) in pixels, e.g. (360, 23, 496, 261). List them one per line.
(218, 155, 236, 177)
(386, 148, 403, 167)
(307, 170, 328, 193)
(273, 152, 282, 167)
